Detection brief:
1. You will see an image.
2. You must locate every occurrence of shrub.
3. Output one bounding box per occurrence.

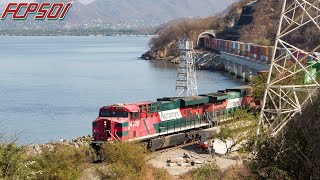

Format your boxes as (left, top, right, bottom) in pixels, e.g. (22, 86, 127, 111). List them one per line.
(0, 143, 32, 179)
(31, 144, 89, 180)
(190, 164, 221, 180)
(101, 142, 148, 180)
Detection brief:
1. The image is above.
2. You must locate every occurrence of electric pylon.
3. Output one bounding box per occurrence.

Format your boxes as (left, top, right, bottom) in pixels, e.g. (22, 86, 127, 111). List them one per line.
(258, 0, 320, 136)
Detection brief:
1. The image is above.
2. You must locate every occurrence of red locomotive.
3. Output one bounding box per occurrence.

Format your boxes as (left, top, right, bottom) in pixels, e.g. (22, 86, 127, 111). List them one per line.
(92, 86, 254, 150)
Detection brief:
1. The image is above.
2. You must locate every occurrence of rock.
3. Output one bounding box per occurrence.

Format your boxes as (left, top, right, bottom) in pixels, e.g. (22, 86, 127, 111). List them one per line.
(169, 157, 185, 163)
(183, 152, 192, 159)
(167, 163, 176, 167)
(191, 161, 195, 166)
(178, 163, 189, 167)
(193, 160, 205, 164)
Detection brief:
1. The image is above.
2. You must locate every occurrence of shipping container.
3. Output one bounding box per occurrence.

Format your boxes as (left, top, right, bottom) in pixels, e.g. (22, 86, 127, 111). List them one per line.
(218, 39, 222, 50)
(305, 61, 319, 84)
(236, 42, 240, 55)
(245, 43, 253, 57)
(292, 50, 307, 65)
(250, 45, 256, 59)
(228, 41, 232, 53)
(256, 45, 261, 61)
(307, 55, 314, 63)
(281, 48, 287, 59)
(231, 41, 234, 54)
(268, 46, 274, 62)
(232, 41, 237, 55)
(224, 40, 228, 52)
(210, 38, 214, 49)
(260, 46, 268, 62)
(213, 39, 218, 49)
(239, 42, 245, 56)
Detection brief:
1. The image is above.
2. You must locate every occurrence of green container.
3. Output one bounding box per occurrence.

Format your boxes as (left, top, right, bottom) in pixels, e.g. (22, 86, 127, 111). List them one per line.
(305, 61, 319, 84)
(180, 96, 209, 107)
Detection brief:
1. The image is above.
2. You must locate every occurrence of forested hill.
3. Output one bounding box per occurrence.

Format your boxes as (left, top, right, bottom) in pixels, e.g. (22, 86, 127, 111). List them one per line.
(145, 0, 320, 60)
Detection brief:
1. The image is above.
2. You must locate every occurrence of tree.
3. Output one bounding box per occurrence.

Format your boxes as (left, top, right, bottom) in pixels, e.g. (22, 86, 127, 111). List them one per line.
(215, 109, 257, 154)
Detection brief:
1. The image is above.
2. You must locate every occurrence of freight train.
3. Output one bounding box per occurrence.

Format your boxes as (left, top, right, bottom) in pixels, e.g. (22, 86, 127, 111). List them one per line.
(202, 37, 317, 64)
(202, 37, 320, 83)
(91, 86, 254, 150)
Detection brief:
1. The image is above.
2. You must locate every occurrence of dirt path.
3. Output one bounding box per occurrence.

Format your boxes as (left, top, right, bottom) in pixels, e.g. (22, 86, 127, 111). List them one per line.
(148, 141, 243, 176)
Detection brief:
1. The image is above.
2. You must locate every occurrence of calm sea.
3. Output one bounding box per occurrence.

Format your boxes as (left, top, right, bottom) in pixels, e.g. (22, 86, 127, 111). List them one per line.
(0, 36, 245, 144)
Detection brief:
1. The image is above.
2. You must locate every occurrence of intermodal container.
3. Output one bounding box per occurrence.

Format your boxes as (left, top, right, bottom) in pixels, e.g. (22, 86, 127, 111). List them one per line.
(222, 39, 226, 51)
(213, 39, 218, 49)
(275, 47, 281, 59)
(250, 45, 255, 59)
(245, 43, 253, 57)
(210, 38, 214, 49)
(224, 40, 228, 52)
(268, 46, 274, 63)
(232, 41, 236, 54)
(227, 40, 231, 53)
(260, 46, 268, 63)
(292, 50, 307, 65)
(307, 55, 313, 63)
(256, 45, 261, 61)
(239, 42, 245, 56)
(218, 39, 222, 51)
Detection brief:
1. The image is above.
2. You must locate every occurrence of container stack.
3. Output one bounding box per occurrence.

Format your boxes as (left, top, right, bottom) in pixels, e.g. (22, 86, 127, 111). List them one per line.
(202, 38, 317, 65)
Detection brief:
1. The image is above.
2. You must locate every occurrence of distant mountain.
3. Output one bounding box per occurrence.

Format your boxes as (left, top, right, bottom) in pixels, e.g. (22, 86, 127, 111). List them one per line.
(0, 0, 239, 30)
(66, 0, 238, 24)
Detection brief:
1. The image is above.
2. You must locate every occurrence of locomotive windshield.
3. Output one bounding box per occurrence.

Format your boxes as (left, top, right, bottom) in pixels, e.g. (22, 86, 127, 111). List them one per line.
(99, 110, 128, 117)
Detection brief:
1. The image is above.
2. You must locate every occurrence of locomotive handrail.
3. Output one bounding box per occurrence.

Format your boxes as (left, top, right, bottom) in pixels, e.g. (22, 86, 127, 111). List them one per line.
(114, 130, 121, 141)
(106, 130, 119, 142)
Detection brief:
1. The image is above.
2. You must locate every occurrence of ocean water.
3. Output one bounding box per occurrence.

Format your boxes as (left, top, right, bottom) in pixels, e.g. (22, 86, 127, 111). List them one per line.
(0, 36, 245, 144)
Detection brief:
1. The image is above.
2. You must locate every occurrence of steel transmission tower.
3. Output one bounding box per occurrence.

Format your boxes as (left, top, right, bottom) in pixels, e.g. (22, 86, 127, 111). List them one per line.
(175, 39, 198, 97)
(258, 0, 320, 136)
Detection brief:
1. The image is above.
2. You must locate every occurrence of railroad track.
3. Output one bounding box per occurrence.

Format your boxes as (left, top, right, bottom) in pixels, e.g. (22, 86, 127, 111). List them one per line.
(148, 141, 199, 160)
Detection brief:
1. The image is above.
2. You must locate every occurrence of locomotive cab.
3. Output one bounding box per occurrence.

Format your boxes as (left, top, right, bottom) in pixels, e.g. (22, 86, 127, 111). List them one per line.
(92, 106, 129, 142)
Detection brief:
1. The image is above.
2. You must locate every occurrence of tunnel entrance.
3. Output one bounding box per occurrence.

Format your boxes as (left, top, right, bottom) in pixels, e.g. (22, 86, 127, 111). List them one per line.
(197, 30, 216, 48)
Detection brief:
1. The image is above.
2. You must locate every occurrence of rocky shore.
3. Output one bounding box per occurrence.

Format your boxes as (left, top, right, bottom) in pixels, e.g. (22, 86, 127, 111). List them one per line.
(27, 135, 91, 156)
(142, 50, 224, 71)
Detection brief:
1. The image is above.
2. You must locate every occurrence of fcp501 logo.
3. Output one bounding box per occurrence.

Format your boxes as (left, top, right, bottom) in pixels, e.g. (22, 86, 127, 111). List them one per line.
(1, 2, 72, 20)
